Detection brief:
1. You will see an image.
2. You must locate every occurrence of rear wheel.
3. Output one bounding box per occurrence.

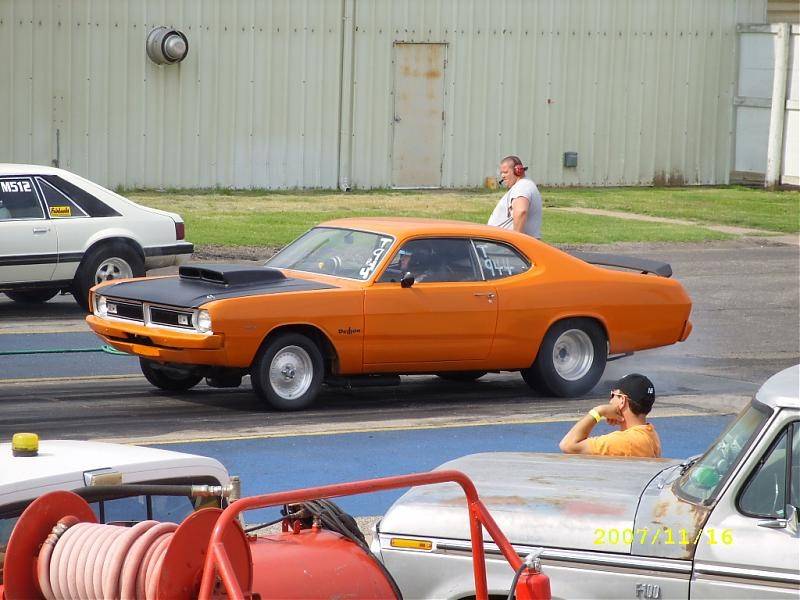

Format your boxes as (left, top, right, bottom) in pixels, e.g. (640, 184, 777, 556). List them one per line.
(521, 318, 607, 397)
(4, 289, 59, 304)
(251, 332, 324, 411)
(140, 358, 203, 392)
(436, 371, 487, 382)
(73, 243, 145, 311)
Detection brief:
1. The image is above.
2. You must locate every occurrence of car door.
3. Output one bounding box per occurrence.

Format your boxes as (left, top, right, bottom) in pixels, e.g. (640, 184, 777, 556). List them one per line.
(691, 413, 800, 598)
(0, 176, 57, 284)
(363, 237, 497, 365)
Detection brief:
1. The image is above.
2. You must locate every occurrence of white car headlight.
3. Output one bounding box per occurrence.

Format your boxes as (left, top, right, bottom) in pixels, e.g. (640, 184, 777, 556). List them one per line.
(95, 295, 108, 317)
(196, 309, 212, 333)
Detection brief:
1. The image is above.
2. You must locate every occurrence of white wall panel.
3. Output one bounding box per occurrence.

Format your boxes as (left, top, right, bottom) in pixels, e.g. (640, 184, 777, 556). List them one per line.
(0, 0, 768, 189)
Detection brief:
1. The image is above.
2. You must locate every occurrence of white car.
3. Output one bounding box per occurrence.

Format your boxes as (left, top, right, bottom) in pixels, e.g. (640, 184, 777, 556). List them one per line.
(0, 164, 193, 309)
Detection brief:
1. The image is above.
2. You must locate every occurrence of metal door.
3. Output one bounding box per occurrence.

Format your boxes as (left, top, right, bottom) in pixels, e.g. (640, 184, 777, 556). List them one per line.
(391, 43, 446, 188)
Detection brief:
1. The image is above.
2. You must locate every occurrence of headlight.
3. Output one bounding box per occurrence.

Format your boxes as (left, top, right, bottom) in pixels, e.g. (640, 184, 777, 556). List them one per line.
(95, 295, 108, 317)
(196, 309, 212, 333)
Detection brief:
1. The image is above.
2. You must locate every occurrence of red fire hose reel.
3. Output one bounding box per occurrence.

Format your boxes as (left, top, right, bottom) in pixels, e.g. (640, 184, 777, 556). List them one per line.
(3, 470, 551, 600)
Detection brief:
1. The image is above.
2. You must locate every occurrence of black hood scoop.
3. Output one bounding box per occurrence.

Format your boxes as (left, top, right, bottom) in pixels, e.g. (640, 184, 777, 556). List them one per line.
(101, 263, 337, 308)
(179, 264, 287, 286)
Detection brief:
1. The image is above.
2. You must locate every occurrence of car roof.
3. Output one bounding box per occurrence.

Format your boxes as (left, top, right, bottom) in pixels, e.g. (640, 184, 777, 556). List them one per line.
(319, 216, 537, 243)
(755, 365, 799, 409)
(0, 440, 229, 505)
(0, 163, 67, 177)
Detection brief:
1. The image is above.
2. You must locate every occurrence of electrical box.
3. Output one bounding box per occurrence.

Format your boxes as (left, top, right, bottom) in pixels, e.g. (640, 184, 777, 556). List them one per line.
(564, 152, 578, 168)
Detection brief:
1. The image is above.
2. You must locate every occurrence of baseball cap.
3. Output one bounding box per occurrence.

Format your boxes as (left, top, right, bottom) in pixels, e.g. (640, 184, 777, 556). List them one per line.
(615, 373, 655, 413)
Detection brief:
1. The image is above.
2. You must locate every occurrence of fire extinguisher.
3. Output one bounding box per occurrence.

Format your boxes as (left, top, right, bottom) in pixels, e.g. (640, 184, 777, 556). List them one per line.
(508, 550, 551, 600)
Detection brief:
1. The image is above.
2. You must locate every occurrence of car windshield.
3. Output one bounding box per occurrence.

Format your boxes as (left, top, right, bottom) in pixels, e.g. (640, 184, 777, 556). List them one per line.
(675, 402, 772, 504)
(266, 227, 394, 281)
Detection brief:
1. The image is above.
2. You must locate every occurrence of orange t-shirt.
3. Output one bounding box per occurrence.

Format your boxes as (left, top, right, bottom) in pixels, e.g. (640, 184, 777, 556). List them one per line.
(587, 423, 662, 458)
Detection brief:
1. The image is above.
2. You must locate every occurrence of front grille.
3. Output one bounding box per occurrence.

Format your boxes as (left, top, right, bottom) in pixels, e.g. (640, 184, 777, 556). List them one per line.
(149, 306, 194, 330)
(106, 298, 144, 322)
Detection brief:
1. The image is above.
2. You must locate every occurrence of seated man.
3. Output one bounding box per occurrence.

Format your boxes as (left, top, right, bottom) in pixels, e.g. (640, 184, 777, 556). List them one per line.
(559, 374, 661, 458)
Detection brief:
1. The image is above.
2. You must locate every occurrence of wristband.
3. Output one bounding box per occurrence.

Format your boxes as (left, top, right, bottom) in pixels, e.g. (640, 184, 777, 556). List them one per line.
(589, 409, 602, 423)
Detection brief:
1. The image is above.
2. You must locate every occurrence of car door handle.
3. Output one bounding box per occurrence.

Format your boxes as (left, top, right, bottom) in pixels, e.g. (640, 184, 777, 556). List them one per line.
(474, 292, 496, 300)
(757, 518, 788, 529)
(32, 227, 50, 234)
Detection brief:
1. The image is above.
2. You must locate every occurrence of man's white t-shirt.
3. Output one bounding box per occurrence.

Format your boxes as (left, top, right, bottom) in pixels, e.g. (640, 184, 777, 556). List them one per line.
(487, 178, 542, 238)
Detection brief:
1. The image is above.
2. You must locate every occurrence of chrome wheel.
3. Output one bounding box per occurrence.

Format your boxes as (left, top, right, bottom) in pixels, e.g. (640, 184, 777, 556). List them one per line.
(268, 345, 314, 400)
(552, 328, 594, 381)
(94, 257, 133, 284)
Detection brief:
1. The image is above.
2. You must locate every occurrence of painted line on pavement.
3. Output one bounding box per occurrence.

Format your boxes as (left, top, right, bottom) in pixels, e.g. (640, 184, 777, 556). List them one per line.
(0, 374, 142, 386)
(107, 403, 743, 446)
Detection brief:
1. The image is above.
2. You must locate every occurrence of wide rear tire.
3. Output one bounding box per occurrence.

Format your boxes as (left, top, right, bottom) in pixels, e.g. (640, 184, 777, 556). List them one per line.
(140, 358, 203, 392)
(4, 289, 59, 304)
(251, 332, 324, 411)
(73, 242, 145, 311)
(522, 318, 607, 397)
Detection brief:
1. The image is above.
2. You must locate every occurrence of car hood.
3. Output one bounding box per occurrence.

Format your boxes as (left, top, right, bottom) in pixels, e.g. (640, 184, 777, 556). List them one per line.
(380, 452, 679, 552)
(98, 264, 337, 308)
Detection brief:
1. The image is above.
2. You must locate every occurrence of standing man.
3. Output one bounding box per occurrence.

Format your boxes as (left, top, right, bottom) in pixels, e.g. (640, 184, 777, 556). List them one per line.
(559, 374, 662, 458)
(487, 155, 543, 238)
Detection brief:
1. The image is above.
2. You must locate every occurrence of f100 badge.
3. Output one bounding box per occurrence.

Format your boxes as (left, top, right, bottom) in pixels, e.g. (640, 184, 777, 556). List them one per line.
(635, 583, 661, 599)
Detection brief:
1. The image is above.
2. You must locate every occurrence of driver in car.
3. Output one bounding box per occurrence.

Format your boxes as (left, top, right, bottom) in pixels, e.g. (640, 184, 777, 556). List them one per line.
(398, 245, 440, 283)
(559, 373, 662, 458)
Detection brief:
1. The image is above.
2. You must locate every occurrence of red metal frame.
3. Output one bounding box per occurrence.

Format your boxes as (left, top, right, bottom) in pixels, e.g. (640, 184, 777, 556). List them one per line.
(198, 469, 524, 600)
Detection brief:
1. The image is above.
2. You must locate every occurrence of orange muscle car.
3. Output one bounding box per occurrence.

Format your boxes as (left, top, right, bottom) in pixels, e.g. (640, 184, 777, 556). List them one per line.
(86, 218, 692, 410)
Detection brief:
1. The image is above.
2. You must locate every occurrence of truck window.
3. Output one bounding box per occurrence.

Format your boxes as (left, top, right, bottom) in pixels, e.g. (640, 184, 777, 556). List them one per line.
(676, 402, 772, 504)
(738, 422, 799, 518)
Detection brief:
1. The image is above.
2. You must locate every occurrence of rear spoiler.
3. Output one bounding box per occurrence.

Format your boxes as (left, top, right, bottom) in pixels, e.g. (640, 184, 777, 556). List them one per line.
(569, 252, 673, 278)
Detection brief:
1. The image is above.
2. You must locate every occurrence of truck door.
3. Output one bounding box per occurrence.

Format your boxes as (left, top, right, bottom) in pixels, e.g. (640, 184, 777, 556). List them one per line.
(691, 416, 800, 598)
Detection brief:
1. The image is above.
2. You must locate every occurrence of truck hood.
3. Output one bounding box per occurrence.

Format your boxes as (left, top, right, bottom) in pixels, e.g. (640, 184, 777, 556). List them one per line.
(380, 452, 679, 552)
(97, 264, 337, 308)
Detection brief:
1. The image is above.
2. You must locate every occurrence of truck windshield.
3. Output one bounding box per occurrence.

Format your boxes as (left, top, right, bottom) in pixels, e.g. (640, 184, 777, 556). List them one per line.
(266, 227, 395, 281)
(676, 402, 772, 504)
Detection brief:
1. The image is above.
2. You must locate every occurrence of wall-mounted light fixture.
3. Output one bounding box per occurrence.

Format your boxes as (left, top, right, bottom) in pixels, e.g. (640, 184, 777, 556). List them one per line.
(146, 27, 189, 65)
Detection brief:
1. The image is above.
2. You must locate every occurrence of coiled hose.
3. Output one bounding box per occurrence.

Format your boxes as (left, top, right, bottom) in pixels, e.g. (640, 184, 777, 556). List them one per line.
(37, 517, 178, 600)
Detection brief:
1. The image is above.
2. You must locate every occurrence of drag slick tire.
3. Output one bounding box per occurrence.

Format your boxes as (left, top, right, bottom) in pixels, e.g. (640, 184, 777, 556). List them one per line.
(521, 318, 607, 397)
(251, 332, 324, 411)
(140, 358, 203, 392)
(436, 371, 487, 382)
(4, 288, 59, 304)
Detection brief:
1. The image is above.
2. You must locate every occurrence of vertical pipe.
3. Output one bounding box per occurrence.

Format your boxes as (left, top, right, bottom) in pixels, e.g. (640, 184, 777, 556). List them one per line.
(765, 23, 789, 189)
(338, 0, 356, 191)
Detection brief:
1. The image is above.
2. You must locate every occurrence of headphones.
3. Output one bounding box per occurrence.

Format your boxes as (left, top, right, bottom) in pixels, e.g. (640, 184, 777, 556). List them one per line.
(513, 162, 526, 177)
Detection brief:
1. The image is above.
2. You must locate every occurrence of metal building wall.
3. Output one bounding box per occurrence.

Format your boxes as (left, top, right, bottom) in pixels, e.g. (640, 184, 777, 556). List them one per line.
(0, 0, 343, 189)
(348, 0, 767, 188)
(0, 0, 768, 189)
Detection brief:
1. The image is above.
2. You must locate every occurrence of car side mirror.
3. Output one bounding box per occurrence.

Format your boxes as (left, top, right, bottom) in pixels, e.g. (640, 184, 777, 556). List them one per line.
(400, 272, 415, 288)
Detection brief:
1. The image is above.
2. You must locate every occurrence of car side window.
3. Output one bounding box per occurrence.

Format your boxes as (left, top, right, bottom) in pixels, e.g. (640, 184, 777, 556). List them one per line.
(379, 238, 480, 283)
(738, 423, 797, 518)
(472, 240, 530, 280)
(0, 177, 44, 220)
(36, 177, 88, 218)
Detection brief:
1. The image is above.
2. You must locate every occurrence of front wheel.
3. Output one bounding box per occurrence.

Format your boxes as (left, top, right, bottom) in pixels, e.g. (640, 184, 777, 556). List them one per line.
(140, 358, 203, 392)
(250, 333, 324, 411)
(522, 318, 607, 397)
(4, 288, 59, 304)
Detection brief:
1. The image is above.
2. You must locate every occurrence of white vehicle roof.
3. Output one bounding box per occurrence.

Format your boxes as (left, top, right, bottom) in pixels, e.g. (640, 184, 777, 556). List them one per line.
(755, 364, 799, 409)
(0, 440, 229, 507)
(0, 163, 67, 177)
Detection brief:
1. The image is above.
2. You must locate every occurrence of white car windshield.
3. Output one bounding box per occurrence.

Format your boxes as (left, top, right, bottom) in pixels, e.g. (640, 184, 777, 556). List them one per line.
(676, 402, 772, 504)
(266, 227, 394, 281)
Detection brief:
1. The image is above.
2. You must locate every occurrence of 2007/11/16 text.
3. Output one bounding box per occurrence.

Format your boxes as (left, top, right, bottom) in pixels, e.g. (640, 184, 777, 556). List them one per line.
(594, 528, 733, 546)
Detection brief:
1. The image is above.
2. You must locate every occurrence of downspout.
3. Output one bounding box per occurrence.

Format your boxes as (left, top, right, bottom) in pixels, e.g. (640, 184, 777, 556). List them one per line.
(765, 23, 790, 189)
(338, 0, 356, 191)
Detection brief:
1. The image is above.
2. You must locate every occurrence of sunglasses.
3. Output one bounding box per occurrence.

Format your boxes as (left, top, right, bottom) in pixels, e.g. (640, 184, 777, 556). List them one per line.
(610, 391, 628, 400)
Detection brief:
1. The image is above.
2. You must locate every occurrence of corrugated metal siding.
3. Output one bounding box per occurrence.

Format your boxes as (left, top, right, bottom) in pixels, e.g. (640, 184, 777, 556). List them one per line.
(0, 0, 767, 189)
(349, 0, 767, 188)
(0, 0, 342, 189)
(767, 1, 800, 24)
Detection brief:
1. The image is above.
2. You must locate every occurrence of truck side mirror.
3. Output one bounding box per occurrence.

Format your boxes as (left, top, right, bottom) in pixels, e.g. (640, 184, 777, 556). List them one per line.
(400, 272, 415, 288)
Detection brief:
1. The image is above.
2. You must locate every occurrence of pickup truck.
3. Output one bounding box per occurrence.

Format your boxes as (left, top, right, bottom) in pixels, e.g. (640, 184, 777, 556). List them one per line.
(374, 365, 799, 599)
